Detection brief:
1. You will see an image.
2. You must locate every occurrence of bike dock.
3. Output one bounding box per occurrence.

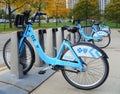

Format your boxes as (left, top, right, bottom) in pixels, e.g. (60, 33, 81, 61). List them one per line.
(0, 27, 79, 94)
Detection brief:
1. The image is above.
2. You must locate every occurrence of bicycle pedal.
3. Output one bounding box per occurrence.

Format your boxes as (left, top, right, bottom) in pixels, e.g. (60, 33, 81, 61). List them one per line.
(38, 66, 52, 74)
(38, 70, 46, 74)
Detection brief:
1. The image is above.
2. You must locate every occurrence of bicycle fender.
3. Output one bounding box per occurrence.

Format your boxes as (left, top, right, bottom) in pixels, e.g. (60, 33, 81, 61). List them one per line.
(78, 43, 108, 58)
(93, 31, 108, 37)
(62, 43, 108, 61)
(102, 28, 109, 31)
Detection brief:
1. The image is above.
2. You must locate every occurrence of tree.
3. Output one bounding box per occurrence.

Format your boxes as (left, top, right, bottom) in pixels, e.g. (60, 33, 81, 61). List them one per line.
(28, 0, 70, 26)
(45, 0, 70, 25)
(0, 0, 29, 28)
(28, 0, 47, 26)
(72, 0, 100, 20)
(45, 0, 70, 18)
(105, 1, 120, 27)
(0, 0, 70, 28)
(0, 9, 6, 18)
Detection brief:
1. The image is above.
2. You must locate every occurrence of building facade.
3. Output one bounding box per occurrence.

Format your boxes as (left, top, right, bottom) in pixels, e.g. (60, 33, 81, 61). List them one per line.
(66, 0, 110, 13)
(66, 0, 78, 9)
(98, 0, 110, 14)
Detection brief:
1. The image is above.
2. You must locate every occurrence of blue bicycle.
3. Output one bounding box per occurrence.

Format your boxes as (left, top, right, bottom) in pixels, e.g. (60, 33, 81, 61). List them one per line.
(92, 20, 111, 34)
(65, 20, 111, 48)
(3, 11, 109, 90)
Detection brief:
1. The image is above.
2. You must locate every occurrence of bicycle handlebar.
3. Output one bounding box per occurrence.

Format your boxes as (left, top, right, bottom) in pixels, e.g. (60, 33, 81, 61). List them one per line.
(22, 10, 31, 24)
(22, 10, 46, 23)
(31, 11, 46, 22)
(73, 19, 102, 25)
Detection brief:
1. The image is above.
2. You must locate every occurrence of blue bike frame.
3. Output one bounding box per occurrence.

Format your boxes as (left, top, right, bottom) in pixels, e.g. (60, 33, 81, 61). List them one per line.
(18, 23, 84, 71)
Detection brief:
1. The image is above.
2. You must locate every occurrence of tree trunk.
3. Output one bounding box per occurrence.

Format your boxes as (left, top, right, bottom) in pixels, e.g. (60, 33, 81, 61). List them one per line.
(8, 3, 12, 28)
(38, 15, 41, 27)
(38, 4, 41, 27)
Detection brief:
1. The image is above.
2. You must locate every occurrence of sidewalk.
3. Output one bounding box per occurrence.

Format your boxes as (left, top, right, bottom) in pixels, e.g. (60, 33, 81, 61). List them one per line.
(0, 66, 55, 94)
(30, 29, 120, 94)
(0, 29, 120, 94)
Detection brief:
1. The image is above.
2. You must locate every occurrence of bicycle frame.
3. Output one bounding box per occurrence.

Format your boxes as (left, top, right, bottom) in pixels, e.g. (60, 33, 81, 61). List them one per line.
(19, 23, 84, 71)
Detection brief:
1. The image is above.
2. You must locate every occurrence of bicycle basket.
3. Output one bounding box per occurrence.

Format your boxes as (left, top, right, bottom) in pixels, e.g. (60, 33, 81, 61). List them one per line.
(14, 14, 24, 28)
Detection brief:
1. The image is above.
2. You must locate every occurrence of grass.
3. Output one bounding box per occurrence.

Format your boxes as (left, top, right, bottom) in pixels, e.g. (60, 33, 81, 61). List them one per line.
(0, 21, 120, 33)
(0, 23, 22, 33)
(104, 21, 120, 28)
(0, 22, 73, 33)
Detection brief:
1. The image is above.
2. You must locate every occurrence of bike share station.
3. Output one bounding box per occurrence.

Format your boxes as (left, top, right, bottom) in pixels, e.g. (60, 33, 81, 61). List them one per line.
(0, 13, 93, 94)
(0, 24, 79, 94)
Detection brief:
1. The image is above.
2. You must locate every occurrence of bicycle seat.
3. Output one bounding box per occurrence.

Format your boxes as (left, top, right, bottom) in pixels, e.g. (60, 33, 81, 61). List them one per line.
(64, 26, 78, 33)
(67, 26, 78, 33)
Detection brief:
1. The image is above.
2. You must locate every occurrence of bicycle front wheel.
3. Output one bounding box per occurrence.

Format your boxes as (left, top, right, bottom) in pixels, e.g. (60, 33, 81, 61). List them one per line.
(3, 38, 35, 74)
(61, 43, 109, 90)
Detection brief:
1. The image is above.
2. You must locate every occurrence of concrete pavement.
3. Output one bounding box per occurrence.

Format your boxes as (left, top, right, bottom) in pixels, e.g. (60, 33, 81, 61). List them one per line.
(0, 29, 120, 94)
(0, 32, 10, 66)
(30, 29, 120, 94)
(0, 65, 55, 94)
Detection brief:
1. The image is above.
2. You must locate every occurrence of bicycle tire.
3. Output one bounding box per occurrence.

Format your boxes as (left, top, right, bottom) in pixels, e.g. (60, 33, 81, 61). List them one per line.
(66, 30, 81, 44)
(93, 31, 111, 48)
(60, 43, 109, 90)
(73, 31, 81, 43)
(3, 38, 35, 74)
(101, 27, 111, 35)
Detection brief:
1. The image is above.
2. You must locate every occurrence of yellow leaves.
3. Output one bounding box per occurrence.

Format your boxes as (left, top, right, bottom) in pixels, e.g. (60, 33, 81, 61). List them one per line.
(44, 0, 70, 18)
(0, 0, 70, 18)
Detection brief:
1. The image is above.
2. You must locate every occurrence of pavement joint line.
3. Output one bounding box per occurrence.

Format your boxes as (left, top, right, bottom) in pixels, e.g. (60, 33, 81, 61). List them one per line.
(0, 81, 29, 92)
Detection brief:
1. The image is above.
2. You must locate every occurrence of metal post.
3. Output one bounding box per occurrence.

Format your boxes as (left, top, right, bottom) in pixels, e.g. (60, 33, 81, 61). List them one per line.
(61, 26, 65, 41)
(70, 32, 74, 44)
(52, 28, 58, 56)
(46, 28, 54, 57)
(83, 26, 92, 36)
(11, 31, 24, 79)
(38, 29, 46, 66)
(56, 28, 62, 51)
(34, 29, 46, 67)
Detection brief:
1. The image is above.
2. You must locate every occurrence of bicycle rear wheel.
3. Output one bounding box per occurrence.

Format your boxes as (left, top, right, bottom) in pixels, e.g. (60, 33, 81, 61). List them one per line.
(93, 31, 111, 48)
(3, 38, 35, 74)
(60, 43, 109, 90)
